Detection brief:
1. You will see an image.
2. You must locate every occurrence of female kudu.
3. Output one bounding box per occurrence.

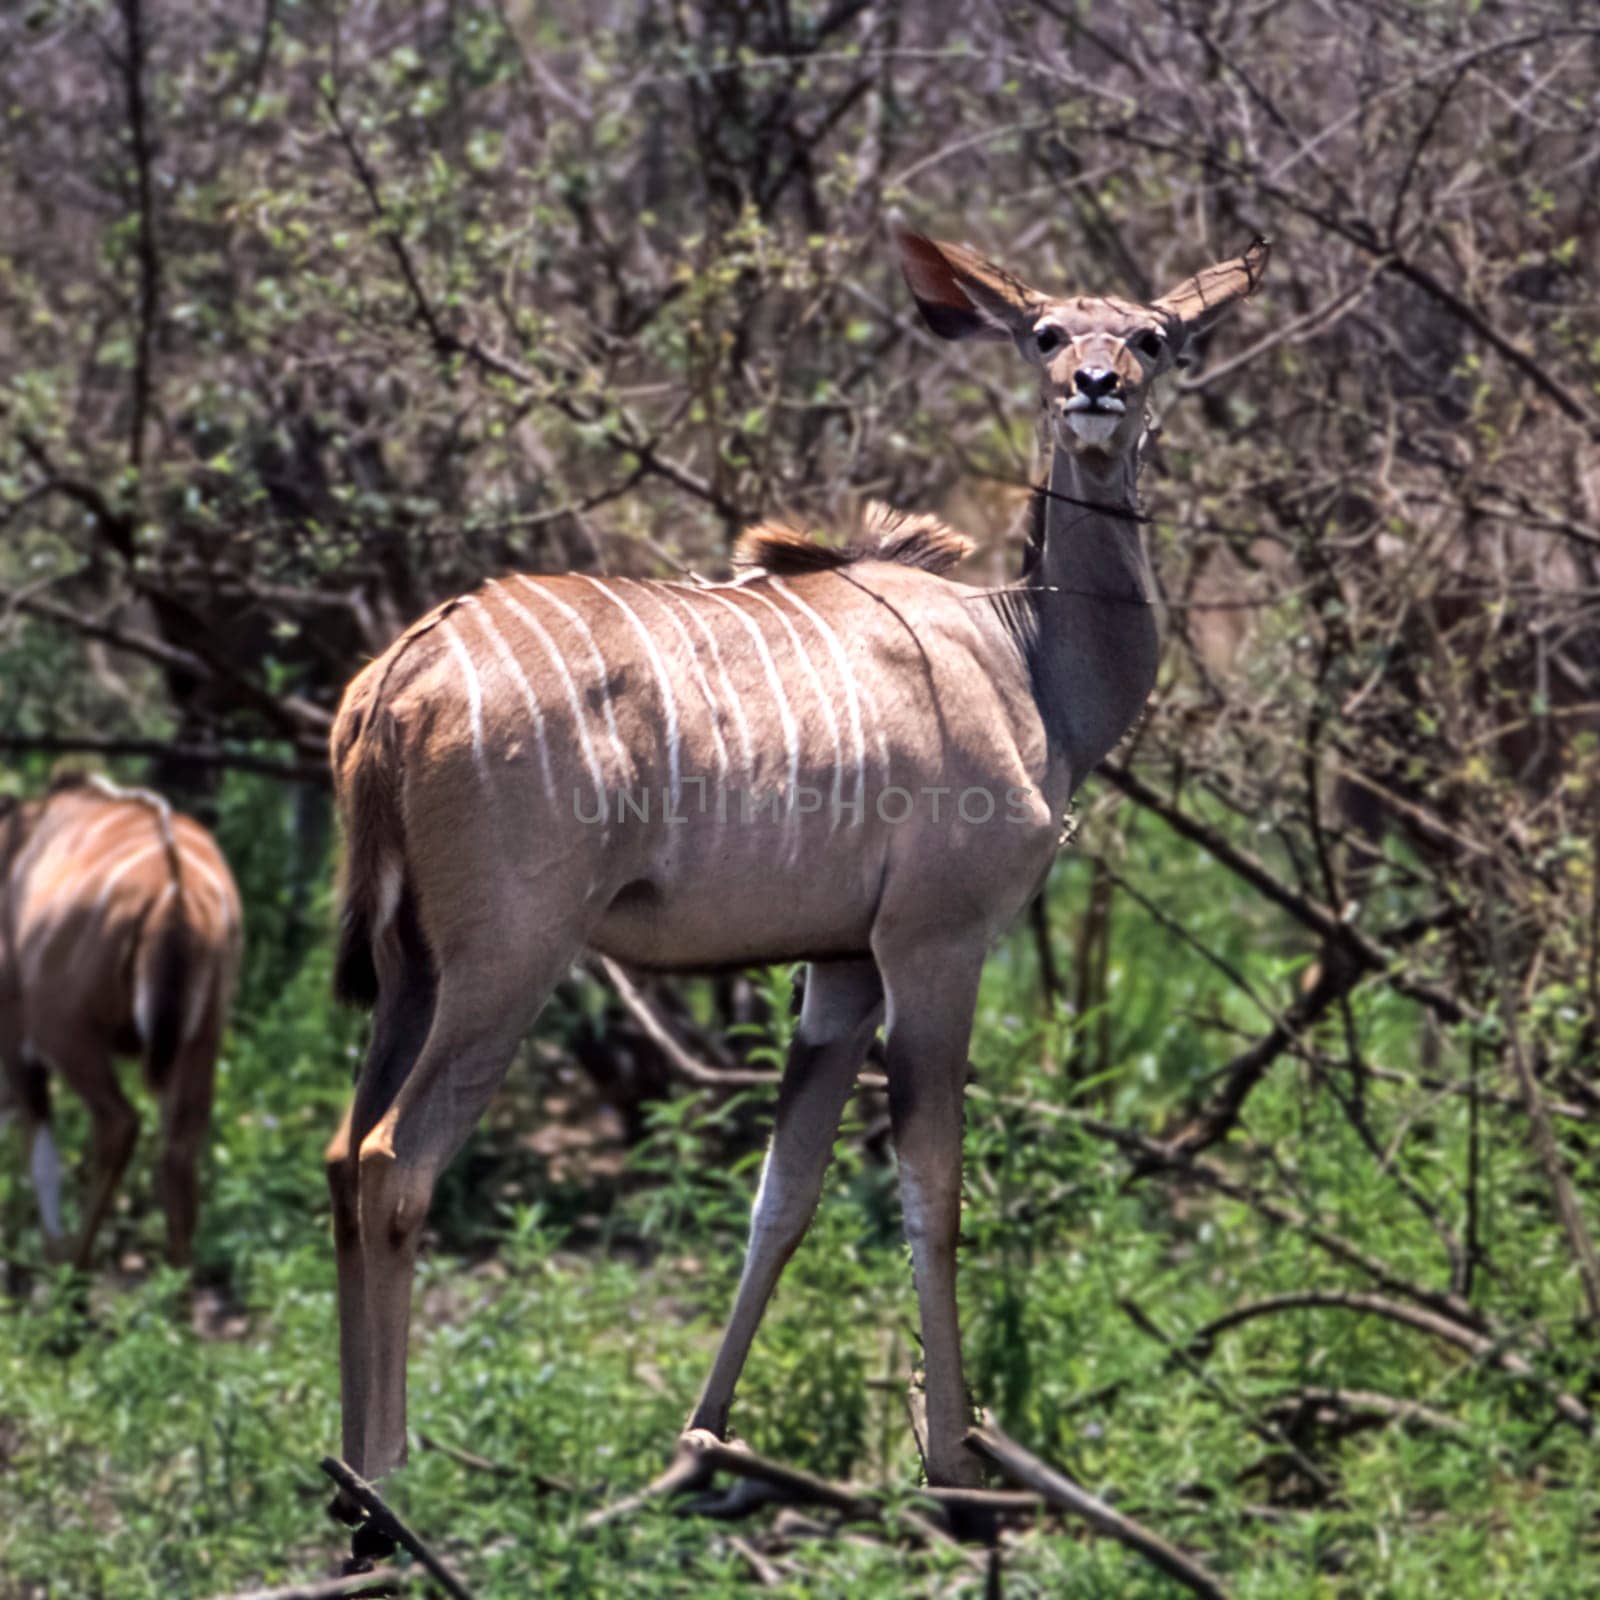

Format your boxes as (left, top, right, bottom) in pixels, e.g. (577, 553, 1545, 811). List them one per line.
(326, 229, 1267, 1506)
(0, 772, 242, 1269)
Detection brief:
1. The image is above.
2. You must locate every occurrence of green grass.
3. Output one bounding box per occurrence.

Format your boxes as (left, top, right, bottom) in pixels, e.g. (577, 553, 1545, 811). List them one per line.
(2, 792, 1597, 1597)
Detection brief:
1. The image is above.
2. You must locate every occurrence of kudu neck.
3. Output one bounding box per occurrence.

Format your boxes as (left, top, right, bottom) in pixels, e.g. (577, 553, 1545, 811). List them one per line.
(1022, 437, 1161, 786)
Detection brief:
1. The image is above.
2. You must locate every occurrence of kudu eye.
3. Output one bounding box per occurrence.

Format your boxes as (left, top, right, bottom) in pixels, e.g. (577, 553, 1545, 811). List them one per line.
(1131, 329, 1165, 360)
(1034, 326, 1063, 356)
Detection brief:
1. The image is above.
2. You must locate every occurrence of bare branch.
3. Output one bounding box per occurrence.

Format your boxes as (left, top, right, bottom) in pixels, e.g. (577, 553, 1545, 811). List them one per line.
(196, 1572, 408, 1600)
(117, 0, 160, 476)
(596, 958, 781, 1089)
(1183, 1292, 1592, 1435)
(965, 1416, 1230, 1600)
(0, 733, 324, 783)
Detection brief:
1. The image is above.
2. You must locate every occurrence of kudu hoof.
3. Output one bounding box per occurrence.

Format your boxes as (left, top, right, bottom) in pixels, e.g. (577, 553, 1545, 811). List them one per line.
(350, 1519, 399, 1564)
(327, 1488, 363, 1527)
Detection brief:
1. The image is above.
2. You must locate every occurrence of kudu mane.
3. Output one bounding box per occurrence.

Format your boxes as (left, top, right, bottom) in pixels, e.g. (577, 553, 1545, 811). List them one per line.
(734, 500, 975, 577)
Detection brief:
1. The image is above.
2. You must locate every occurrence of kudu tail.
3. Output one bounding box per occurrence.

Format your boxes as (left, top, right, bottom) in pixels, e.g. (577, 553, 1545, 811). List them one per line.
(331, 694, 435, 1019)
(137, 830, 191, 1092)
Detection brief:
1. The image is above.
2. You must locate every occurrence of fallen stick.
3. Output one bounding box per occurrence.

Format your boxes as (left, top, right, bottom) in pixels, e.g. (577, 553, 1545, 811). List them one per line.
(726, 1533, 784, 1587)
(964, 1416, 1230, 1600)
(1259, 1386, 1474, 1443)
(677, 1431, 875, 1518)
(582, 1434, 715, 1527)
(416, 1430, 572, 1493)
(197, 1573, 408, 1600)
(584, 1428, 994, 1562)
(319, 1458, 474, 1600)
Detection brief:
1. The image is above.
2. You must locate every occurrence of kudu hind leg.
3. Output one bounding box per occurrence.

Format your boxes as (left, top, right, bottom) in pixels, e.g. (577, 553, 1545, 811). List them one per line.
(327, 969, 437, 1474)
(688, 957, 884, 1440)
(352, 952, 573, 1481)
(4, 1052, 67, 1256)
(878, 942, 985, 1488)
(156, 1027, 220, 1270)
(39, 1028, 138, 1271)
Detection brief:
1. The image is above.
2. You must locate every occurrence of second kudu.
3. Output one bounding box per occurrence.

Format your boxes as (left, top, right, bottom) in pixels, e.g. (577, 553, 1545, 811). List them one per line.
(0, 773, 242, 1268)
(326, 229, 1267, 1502)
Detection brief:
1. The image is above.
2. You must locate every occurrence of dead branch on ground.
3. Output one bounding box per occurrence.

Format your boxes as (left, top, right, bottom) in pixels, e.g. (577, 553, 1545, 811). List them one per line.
(964, 1416, 1230, 1600)
(197, 1573, 408, 1600)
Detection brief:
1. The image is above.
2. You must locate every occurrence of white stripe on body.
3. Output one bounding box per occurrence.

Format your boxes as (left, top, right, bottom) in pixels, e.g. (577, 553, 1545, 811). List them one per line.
(465, 595, 558, 809)
(65, 807, 136, 868)
(739, 587, 846, 819)
(43, 809, 143, 902)
(492, 582, 610, 827)
(655, 585, 757, 774)
(439, 618, 490, 786)
(511, 577, 634, 790)
(18, 824, 159, 993)
(625, 580, 731, 790)
(769, 578, 878, 815)
(92, 839, 165, 916)
(173, 841, 236, 933)
(578, 576, 684, 813)
(697, 590, 803, 858)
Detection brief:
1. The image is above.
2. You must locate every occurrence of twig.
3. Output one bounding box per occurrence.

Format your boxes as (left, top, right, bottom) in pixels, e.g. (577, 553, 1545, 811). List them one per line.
(964, 1417, 1229, 1600)
(415, 1430, 571, 1493)
(582, 1434, 715, 1528)
(597, 958, 780, 1089)
(117, 0, 160, 478)
(197, 1574, 407, 1600)
(1100, 759, 1472, 1027)
(318, 1458, 474, 1600)
(1182, 1293, 1592, 1435)
(675, 1431, 874, 1519)
(725, 1534, 784, 1587)
(0, 733, 325, 784)
(2, 585, 331, 743)
(584, 1427, 1006, 1558)
(1258, 1387, 1474, 1444)
(1119, 1300, 1335, 1498)
(319, 73, 744, 523)
(1483, 866, 1600, 1325)
(971, 1085, 1489, 1331)
(1152, 950, 1362, 1160)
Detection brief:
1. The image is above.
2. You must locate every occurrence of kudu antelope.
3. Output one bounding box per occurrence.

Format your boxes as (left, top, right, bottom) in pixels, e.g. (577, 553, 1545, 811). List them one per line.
(0, 773, 242, 1268)
(326, 229, 1267, 1503)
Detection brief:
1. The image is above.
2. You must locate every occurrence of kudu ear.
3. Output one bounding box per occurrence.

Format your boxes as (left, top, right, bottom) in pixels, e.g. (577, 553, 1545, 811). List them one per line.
(1150, 236, 1270, 349)
(897, 230, 1044, 343)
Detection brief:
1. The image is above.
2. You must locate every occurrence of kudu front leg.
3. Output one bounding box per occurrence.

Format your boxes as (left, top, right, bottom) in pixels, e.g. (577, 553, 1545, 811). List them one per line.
(688, 957, 884, 1441)
(880, 944, 985, 1488)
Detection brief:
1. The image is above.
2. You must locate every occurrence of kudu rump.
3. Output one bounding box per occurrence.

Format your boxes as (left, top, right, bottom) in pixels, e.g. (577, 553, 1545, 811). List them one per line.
(327, 230, 1267, 1501)
(0, 773, 242, 1268)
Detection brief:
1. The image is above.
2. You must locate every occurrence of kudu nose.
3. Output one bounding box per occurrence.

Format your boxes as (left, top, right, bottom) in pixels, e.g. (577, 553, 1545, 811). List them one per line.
(1074, 366, 1119, 400)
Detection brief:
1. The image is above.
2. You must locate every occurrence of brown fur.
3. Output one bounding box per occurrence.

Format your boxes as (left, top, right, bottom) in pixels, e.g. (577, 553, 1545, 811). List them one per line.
(733, 501, 976, 577)
(0, 777, 242, 1267)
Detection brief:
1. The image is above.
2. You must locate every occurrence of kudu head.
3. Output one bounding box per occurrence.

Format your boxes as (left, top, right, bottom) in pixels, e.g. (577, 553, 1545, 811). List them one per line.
(898, 229, 1269, 464)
